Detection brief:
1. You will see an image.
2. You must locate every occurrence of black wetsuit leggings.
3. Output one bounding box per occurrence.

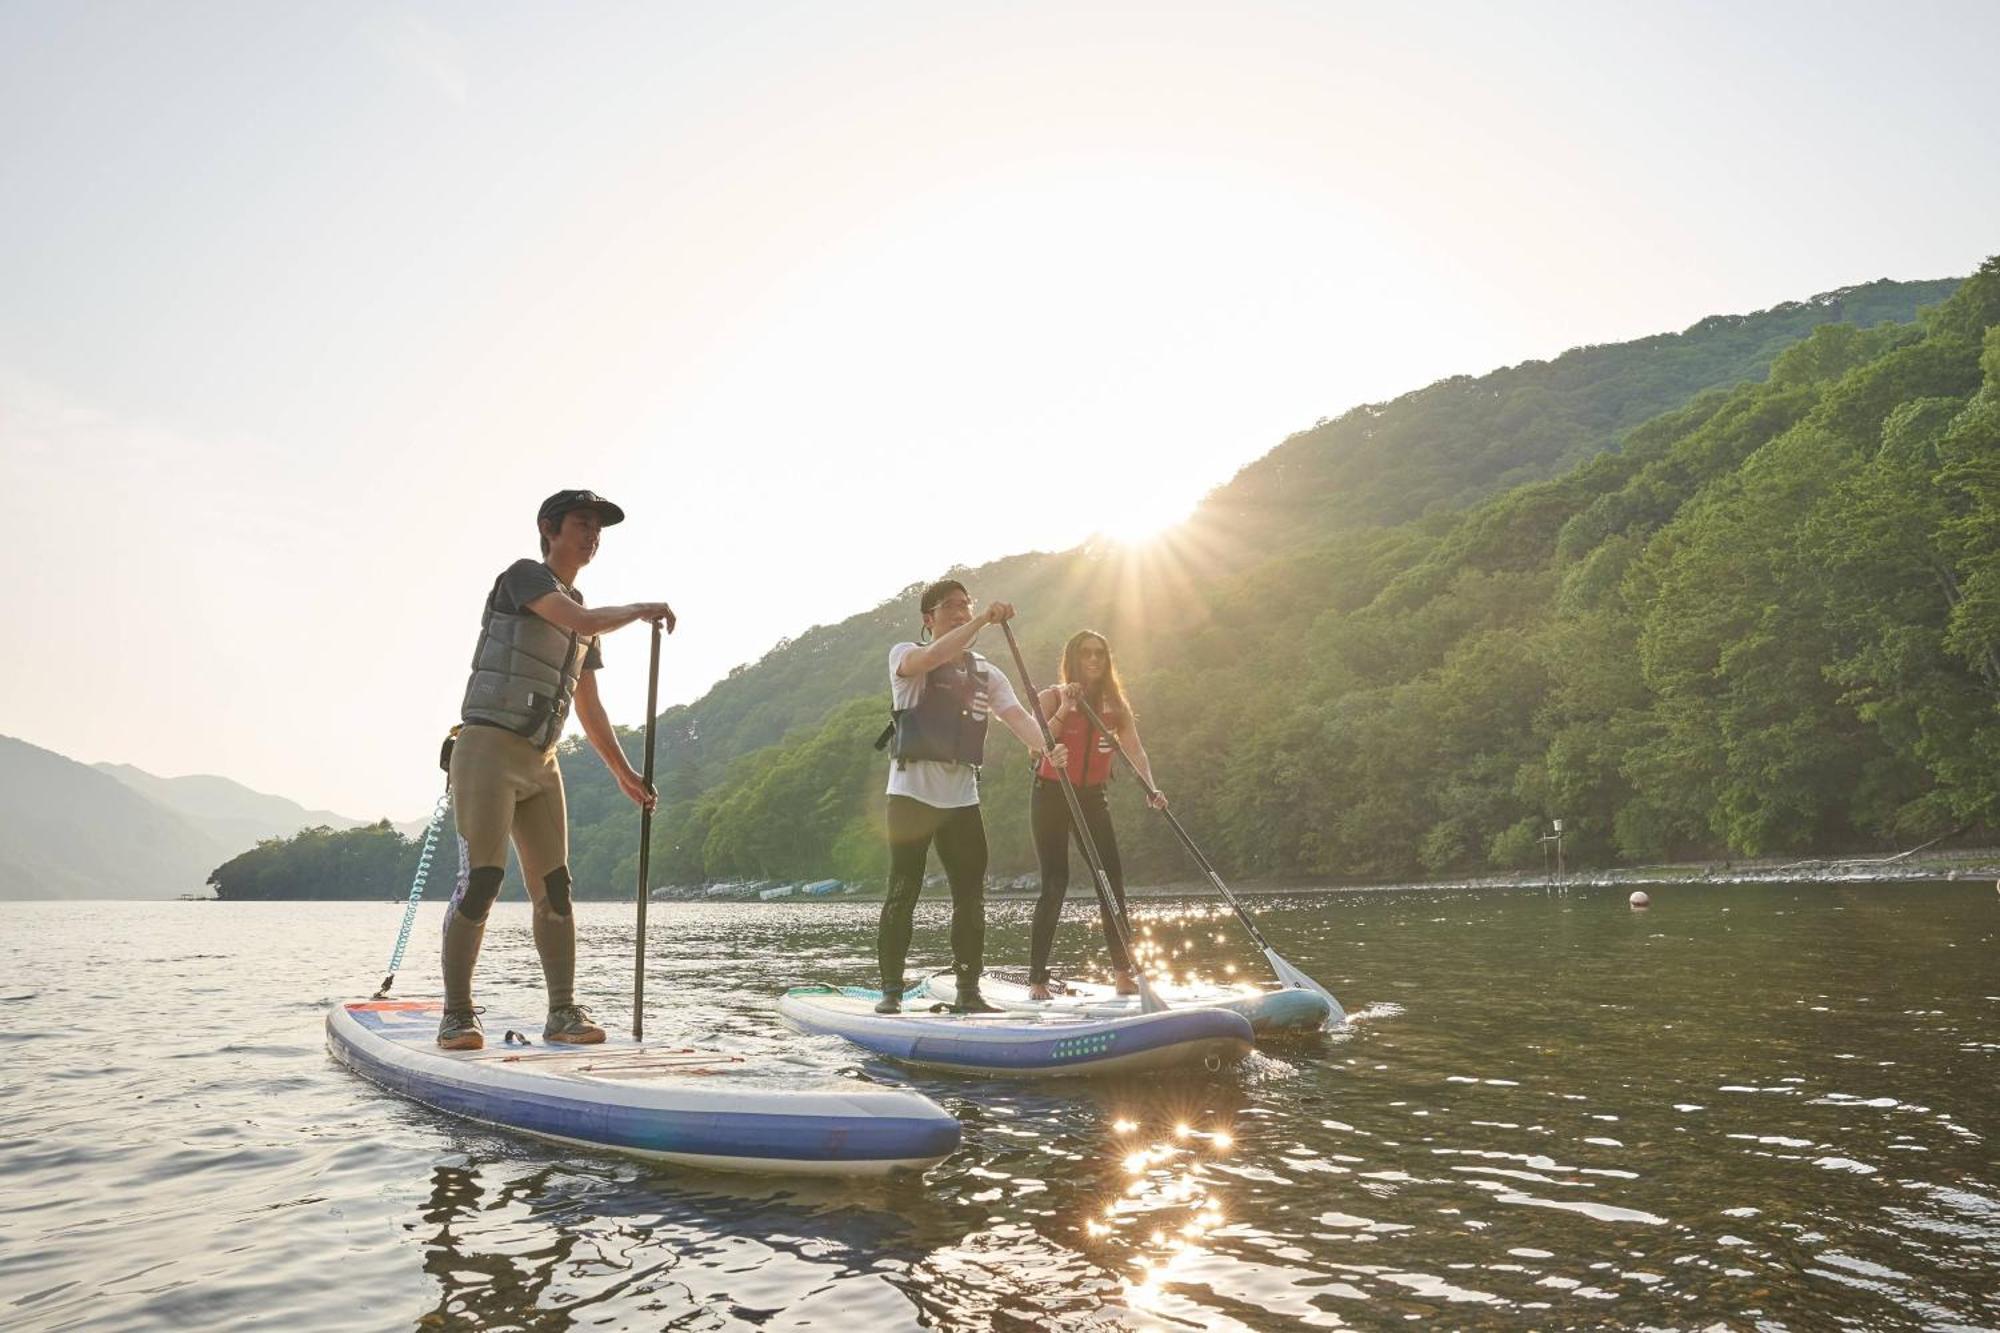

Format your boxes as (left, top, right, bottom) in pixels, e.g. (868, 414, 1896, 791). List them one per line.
(879, 795, 988, 988)
(1028, 778, 1131, 984)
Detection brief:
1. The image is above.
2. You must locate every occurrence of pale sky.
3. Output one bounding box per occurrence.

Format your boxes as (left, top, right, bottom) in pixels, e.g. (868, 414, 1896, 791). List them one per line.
(3, 1, 1995, 819)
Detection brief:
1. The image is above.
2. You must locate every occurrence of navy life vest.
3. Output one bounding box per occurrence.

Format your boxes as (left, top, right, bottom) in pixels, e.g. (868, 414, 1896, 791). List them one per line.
(876, 652, 992, 769)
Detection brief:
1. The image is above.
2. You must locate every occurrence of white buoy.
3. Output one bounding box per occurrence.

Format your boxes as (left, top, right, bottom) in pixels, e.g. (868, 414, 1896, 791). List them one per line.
(1629, 890, 1651, 910)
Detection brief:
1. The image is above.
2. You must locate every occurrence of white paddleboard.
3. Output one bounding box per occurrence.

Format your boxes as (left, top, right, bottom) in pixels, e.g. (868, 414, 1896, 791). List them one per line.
(777, 985, 1254, 1078)
(918, 971, 1334, 1034)
(327, 999, 959, 1177)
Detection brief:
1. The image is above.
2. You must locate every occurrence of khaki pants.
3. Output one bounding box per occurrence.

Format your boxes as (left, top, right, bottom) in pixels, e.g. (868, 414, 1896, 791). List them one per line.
(449, 723, 568, 896)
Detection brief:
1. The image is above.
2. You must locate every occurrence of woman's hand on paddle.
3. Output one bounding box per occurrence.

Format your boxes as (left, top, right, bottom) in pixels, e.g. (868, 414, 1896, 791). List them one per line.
(631, 601, 677, 632)
(616, 768, 658, 811)
(1058, 683, 1083, 704)
(1044, 742, 1069, 771)
(1147, 790, 1170, 810)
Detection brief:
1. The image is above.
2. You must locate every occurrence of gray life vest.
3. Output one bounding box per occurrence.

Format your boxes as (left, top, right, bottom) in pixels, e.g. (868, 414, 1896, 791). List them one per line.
(459, 569, 587, 750)
(887, 652, 992, 769)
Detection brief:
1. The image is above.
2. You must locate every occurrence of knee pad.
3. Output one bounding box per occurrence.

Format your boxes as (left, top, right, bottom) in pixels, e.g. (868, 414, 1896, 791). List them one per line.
(542, 866, 573, 918)
(457, 866, 505, 923)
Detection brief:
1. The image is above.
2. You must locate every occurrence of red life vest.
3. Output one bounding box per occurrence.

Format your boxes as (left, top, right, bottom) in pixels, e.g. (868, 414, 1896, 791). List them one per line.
(1036, 705, 1116, 786)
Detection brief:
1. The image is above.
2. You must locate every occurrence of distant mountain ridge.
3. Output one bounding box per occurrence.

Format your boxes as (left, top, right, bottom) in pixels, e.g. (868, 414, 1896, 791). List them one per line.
(0, 736, 221, 899)
(93, 762, 365, 850)
(0, 738, 383, 899)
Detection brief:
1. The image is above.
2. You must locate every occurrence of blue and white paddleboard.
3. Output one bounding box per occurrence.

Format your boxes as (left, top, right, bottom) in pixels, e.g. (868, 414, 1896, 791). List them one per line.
(777, 985, 1254, 1077)
(918, 972, 1334, 1035)
(327, 999, 960, 1177)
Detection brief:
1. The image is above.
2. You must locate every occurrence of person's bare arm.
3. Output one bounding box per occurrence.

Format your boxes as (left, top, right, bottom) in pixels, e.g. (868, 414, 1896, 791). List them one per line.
(526, 590, 676, 638)
(574, 670, 656, 810)
(1121, 716, 1167, 807)
(996, 703, 1067, 771)
(896, 602, 1014, 677)
(1039, 685, 1071, 732)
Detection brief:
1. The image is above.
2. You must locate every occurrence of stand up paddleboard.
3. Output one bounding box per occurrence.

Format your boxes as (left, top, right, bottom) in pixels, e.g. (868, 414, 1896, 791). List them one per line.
(328, 999, 960, 1177)
(777, 985, 1254, 1077)
(917, 972, 1332, 1035)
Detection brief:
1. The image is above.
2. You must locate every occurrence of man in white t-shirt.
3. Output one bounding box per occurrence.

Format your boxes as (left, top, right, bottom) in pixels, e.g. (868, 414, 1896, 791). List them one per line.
(874, 578, 1067, 1013)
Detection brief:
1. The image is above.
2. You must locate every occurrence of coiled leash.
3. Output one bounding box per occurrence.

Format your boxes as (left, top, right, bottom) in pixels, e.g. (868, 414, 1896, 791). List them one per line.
(372, 729, 460, 1000)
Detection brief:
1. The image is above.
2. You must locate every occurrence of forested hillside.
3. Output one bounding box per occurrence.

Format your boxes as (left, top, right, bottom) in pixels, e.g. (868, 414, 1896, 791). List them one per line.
(513, 271, 1998, 896)
(1207, 277, 1961, 545)
(207, 820, 422, 901)
(632, 276, 1956, 783)
(1177, 265, 2000, 879)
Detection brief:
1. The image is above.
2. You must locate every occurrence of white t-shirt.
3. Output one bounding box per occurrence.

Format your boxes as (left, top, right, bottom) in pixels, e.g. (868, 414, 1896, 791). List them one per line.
(885, 642, 1021, 808)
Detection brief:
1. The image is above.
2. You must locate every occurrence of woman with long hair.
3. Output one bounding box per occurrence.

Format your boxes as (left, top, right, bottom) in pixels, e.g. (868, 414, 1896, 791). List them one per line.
(1025, 630, 1167, 1001)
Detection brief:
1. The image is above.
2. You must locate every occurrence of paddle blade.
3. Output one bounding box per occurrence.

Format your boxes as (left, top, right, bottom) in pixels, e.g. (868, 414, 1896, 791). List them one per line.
(1265, 947, 1346, 1026)
(1134, 969, 1170, 1015)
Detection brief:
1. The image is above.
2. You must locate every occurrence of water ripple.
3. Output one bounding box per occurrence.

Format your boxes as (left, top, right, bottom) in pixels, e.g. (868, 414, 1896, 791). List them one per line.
(0, 886, 1994, 1329)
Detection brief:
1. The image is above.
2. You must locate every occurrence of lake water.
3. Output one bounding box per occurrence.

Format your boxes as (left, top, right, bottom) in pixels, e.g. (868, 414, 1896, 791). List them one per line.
(1, 882, 1994, 1330)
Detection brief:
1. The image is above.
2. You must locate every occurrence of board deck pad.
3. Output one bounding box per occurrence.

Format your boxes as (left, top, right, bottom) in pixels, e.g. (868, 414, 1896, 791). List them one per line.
(918, 971, 1334, 1034)
(777, 985, 1255, 1078)
(328, 999, 959, 1177)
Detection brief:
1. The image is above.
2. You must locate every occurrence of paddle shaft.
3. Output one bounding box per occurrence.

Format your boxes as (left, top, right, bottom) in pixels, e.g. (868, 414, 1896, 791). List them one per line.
(633, 619, 661, 1041)
(1000, 622, 1163, 1012)
(1070, 695, 1279, 957)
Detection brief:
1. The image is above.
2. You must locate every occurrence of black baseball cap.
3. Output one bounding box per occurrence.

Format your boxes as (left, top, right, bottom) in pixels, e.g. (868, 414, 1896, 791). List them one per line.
(537, 489, 626, 527)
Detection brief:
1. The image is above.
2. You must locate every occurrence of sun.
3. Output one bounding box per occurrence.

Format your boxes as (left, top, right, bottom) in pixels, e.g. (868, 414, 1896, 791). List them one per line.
(1097, 491, 1193, 546)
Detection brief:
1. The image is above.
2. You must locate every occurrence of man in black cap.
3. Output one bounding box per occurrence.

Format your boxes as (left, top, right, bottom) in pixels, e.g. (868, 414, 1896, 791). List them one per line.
(438, 489, 676, 1051)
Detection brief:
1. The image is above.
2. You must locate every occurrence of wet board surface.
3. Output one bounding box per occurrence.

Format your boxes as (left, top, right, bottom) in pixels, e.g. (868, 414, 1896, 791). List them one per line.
(918, 971, 1334, 1034)
(777, 985, 1254, 1078)
(327, 999, 959, 1176)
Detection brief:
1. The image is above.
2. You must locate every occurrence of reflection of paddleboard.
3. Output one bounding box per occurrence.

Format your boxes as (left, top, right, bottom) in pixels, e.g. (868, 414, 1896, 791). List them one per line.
(918, 972, 1333, 1035)
(777, 985, 1254, 1078)
(327, 999, 959, 1177)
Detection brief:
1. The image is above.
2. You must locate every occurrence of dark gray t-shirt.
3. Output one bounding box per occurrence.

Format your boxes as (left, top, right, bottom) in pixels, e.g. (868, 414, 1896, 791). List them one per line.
(496, 559, 603, 670)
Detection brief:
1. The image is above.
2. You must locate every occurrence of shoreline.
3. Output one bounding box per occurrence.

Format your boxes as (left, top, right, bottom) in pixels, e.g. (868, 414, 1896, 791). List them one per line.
(692, 846, 2000, 904)
(20, 850, 1998, 904)
(1136, 849, 2000, 899)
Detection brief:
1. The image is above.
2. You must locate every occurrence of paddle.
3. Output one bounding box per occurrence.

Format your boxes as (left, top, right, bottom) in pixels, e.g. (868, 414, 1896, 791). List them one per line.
(1070, 694, 1347, 1024)
(999, 621, 1167, 1015)
(633, 618, 662, 1041)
